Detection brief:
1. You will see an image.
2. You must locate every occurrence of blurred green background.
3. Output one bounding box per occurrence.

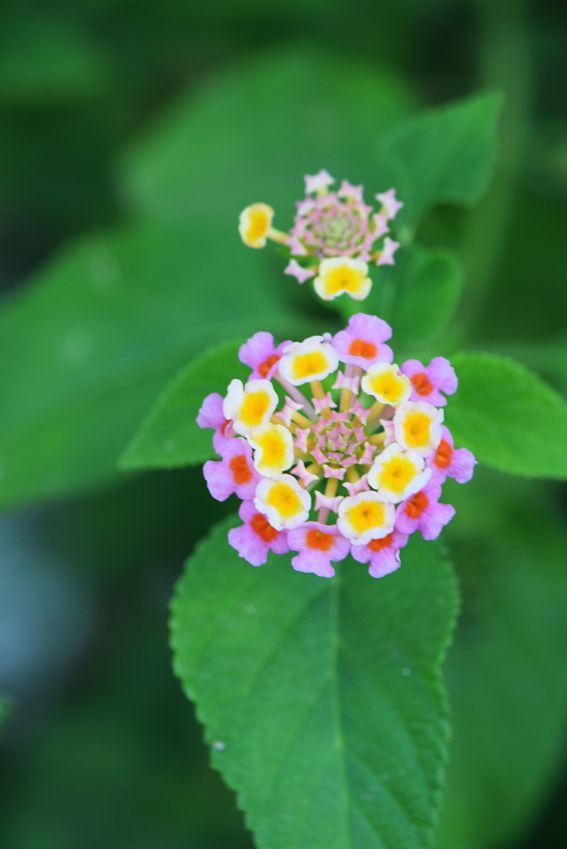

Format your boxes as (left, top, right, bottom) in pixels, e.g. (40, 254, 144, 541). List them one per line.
(0, 1, 565, 848)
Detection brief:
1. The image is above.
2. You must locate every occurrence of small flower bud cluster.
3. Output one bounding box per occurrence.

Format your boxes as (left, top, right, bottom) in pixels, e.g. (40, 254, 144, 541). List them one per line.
(238, 170, 402, 302)
(197, 315, 476, 579)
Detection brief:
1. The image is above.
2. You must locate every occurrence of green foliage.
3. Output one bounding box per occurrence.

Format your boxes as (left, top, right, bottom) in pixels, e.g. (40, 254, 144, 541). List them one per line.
(122, 247, 463, 474)
(446, 353, 567, 479)
(435, 477, 567, 849)
(0, 47, 504, 511)
(1, 3, 566, 849)
(368, 247, 463, 357)
(0, 17, 112, 104)
(0, 698, 11, 728)
(0, 221, 310, 510)
(171, 519, 459, 849)
(335, 94, 501, 344)
(121, 87, 506, 475)
(122, 340, 245, 471)
(119, 47, 415, 223)
(493, 332, 567, 398)
(119, 245, 463, 475)
(375, 92, 503, 230)
(0, 49, 415, 512)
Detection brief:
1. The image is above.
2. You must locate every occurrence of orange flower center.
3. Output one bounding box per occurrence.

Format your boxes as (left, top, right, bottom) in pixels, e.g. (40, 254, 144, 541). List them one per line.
(411, 372, 434, 396)
(434, 439, 453, 470)
(405, 491, 429, 519)
(348, 338, 377, 360)
(250, 513, 278, 543)
(259, 353, 280, 378)
(368, 533, 394, 552)
(306, 529, 334, 551)
(229, 454, 253, 485)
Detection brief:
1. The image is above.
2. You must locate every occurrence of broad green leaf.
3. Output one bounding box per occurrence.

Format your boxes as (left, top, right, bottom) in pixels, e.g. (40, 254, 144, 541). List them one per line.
(339, 246, 463, 356)
(435, 478, 567, 849)
(0, 219, 317, 511)
(121, 340, 245, 471)
(445, 353, 567, 479)
(120, 47, 415, 222)
(171, 520, 459, 849)
(375, 92, 502, 230)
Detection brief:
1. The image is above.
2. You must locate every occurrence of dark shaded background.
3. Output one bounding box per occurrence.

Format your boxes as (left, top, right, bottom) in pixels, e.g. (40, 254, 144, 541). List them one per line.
(0, 1, 565, 847)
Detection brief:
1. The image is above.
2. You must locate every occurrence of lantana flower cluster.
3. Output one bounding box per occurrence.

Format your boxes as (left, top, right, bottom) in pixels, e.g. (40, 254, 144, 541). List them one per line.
(197, 315, 476, 579)
(238, 170, 402, 302)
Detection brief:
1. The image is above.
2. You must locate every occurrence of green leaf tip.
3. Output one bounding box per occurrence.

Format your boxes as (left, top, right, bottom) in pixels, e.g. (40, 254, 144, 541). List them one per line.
(120, 339, 245, 472)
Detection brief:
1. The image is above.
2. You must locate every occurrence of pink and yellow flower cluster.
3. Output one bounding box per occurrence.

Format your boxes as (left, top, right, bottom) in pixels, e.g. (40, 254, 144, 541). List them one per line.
(197, 315, 476, 579)
(238, 170, 402, 302)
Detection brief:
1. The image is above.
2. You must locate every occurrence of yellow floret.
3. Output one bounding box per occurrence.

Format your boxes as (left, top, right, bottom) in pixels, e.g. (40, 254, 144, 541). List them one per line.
(239, 203, 274, 248)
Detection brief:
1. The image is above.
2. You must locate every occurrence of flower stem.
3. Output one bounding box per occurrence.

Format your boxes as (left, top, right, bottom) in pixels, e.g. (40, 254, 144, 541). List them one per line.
(317, 477, 339, 524)
(276, 375, 316, 420)
(311, 380, 330, 418)
(267, 227, 289, 245)
(367, 401, 385, 428)
(369, 432, 386, 446)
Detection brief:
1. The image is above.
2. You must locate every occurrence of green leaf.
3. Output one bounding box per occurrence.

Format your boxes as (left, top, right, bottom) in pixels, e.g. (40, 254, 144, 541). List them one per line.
(375, 92, 502, 230)
(171, 519, 459, 849)
(0, 697, 12, 728)
(488, 333, 567, 398)
(389, 250, 462, 355)
(120, 47, 415, 222)
(435, 483, 567, 849)
(121, 340, 245, 471)
(0, 220, 316, 511)
(446, 353, 567, 479)
(339, 246, 463, 355)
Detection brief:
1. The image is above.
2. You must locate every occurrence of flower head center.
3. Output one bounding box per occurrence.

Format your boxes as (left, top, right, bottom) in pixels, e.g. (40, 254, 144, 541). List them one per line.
(295, 195, 370, 258)
(305, 410, 375, 478)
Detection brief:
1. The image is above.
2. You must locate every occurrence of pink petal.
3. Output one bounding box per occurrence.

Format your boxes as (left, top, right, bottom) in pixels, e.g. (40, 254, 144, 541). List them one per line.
(238, 331, 276, 373)
(197, 392, 225, 430)
(450, 447, 477, 484)
(428, 356, 458, 395)
(228, 524, 269, 567)
(419, 502, 455, 541)
(285, 259, 315, 284)
(203, 459, 234, 502)
(377, 237, 400, 267)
